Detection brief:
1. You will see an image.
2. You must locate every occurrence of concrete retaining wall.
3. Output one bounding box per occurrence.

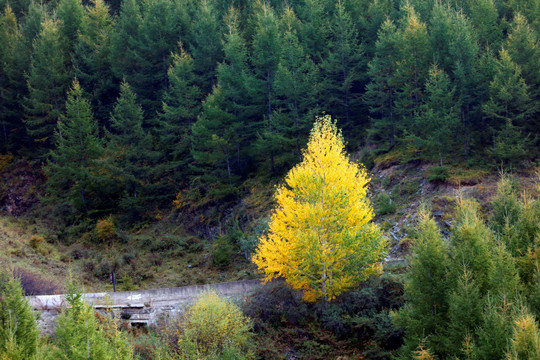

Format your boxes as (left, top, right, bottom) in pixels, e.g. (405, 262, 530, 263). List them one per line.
(28, 279, 263, 334)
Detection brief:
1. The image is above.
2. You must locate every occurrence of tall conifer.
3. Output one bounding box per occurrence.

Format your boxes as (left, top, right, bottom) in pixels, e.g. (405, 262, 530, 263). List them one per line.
(24, 18, 71, 151)
(46, 79, 103, 212)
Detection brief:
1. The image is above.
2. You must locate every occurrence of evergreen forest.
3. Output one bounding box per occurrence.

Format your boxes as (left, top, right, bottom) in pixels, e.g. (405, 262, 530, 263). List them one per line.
(0, 0, 539, 358)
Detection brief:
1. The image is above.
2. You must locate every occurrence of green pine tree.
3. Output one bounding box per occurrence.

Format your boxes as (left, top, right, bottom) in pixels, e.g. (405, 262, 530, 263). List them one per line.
(504, 12, 540, 137)
(73, 0, 116, 124)
(110, 0, 186, 117)
(250, 2, 282, 172)
(108, 80, 159, 218)
(364, 18, 399, 148)
(46, 79, 104, 213)
(188, 0, 223, 94)
(448, 10, 480, 157)
(506, 307, 540, 360)
(450, 198, 494, 295)
(271, 6, 319, 162)
(447, 267, 483, 358)
(191, 86, 241, 199)
(393, 3, 430, 123)
(320, 1, 365, 129)
(398, 207, 451, 358)
(0, 6, 25, 152)
(158, 45, 201, 186)
(415, 65, 460, 166)
(483, 48, 535, 164)
(475, 296, 517, 360)
(56, 0, 84, 58)
(487, 241, 522, 300)
(52, 281, 133, 360)
(468, 0, 502, 49)
(24, 17, 71, 150)
(0, 276, 39, 360)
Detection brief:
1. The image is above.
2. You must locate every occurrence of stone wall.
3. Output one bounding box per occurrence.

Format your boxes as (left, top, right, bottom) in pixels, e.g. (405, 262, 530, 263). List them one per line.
(28, 279, 263, 334)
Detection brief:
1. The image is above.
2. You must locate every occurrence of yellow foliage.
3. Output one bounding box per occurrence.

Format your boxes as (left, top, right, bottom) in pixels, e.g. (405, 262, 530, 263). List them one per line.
(0, 153, 14, 172)
(177, 291, 253, 359)
(96, 215, 115, 242)
(507, 309, 540, 360)
(28, 235, 45, 249)
(252, 115, 388, 302)
(414, 338, 437, 360)
(172, 190, 186, 209)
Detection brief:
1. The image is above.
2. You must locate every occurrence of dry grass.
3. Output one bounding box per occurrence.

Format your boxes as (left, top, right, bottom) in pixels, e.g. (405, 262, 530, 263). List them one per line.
(0, 215, 66, 294)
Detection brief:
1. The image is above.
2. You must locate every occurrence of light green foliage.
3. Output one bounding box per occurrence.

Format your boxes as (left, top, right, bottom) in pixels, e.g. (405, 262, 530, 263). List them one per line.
(506, 307, 540, 360)
(487, 242, 521, 299)
(52, 282, 133, 360)
(397, 207, 450, 356)
(447, 267, 483, 356)
(491, 174, 539, 255)
(475, 297, 517, 360)
(177, 291, 253, 359)
(450, 198, 494, 294)
(401, 175, 540, 360)
(0, 277, 39, 360)
(483, 48, 533, 130)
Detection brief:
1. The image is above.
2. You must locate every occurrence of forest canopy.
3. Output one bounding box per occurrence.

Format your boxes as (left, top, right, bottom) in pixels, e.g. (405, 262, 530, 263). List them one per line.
(0, 0, 538, 219)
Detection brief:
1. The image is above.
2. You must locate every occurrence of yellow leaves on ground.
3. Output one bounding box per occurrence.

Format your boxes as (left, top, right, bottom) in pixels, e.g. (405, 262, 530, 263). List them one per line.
(252, 115, 388, 302)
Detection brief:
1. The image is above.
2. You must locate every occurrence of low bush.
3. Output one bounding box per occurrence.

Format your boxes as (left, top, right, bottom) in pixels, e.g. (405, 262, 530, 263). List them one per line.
(212, 236, 234, 269)
(96, 216, 116, 243)
(243, 281, 309, 328)
(28, 235, 45, 249)
(425, 166, 449, 182)
(177, 291, 254, 359)
(375, 193, 397, 216)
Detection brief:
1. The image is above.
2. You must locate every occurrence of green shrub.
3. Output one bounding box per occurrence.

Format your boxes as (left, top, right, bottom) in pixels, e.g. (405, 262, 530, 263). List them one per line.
(239, 217, 269, 260)
(52, 282, 134, 360)
(212, 236, 234, 269)
(425, 166, 449, 182)
(0, 277, 40, 360)
(28, 235, 44, 249)
(177, 291, 254, 359)
(131, 332, 170, 360)
(375, 193, 397, 216)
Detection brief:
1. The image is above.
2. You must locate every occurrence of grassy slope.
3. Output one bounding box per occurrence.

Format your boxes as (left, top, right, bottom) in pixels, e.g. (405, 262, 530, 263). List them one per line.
(0, 152, 537, 294)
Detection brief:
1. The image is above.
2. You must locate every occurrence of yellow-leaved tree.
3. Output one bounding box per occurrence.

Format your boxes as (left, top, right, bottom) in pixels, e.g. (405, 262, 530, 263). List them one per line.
(252, 115, 387, 302)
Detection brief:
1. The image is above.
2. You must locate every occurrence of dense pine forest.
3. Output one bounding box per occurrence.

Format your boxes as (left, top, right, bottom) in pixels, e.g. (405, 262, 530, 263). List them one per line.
(0, 0, 539, 217)
(0, 0, 539, 358)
